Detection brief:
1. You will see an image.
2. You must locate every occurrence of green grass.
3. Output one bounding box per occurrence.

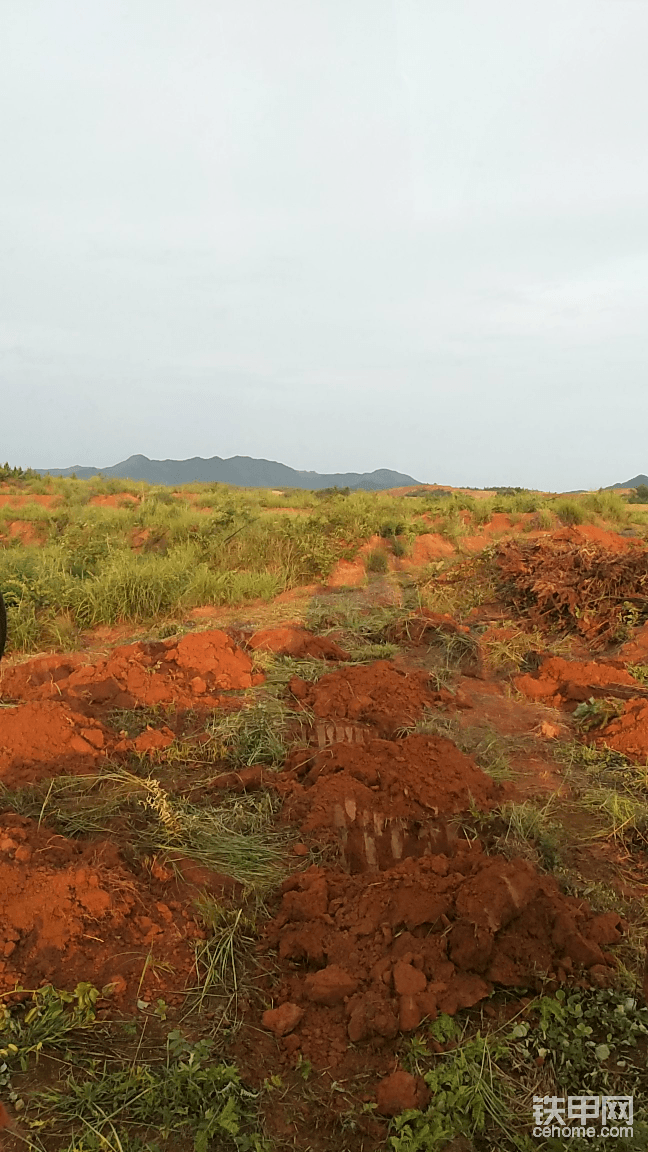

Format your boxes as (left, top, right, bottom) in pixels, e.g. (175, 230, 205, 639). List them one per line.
(0, 771, 289, 889)
(191, 896, 258, 1014)
(390, 988, 648, 1151)
(206, 697, 312, 767)
(1, 476, 643, 655)
(365, 547, 388, 574)
(18, 1025, 269, 1151)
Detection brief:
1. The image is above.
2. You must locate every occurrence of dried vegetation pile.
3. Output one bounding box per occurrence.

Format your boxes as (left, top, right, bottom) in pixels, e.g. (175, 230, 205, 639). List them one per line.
(496, 535, 648, 646)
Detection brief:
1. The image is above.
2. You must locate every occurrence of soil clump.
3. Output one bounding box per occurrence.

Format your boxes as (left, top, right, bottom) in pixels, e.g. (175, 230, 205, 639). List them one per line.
(0, 629, 262, 715)
(515, 655, 643, 708)
(288, 660, 446, 737)
(275, 734, 498, 872)
(0, 702, 113, 788)
(598, 700, 648, 762)
(0, 813, 200, 1005)
(248, 625, 349, 661)
(259, 847, 624, 1070)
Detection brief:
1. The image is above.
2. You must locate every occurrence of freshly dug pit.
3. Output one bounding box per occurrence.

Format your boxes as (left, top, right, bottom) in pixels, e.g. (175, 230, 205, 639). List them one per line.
(0, 629, 262, 715)
(0, 813, 201, 1004)
(260, 848, 624, 1069)
(289, 660, 443, 736)
(276, 734, 499, 872)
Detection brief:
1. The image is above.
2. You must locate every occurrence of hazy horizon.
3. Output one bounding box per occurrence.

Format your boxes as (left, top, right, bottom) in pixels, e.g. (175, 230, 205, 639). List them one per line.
(2, 1, 648, 490)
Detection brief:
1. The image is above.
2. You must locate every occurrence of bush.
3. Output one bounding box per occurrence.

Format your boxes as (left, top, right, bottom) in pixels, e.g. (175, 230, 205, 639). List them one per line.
(554, 498, 586, 526)
(365, 548, 388, 574)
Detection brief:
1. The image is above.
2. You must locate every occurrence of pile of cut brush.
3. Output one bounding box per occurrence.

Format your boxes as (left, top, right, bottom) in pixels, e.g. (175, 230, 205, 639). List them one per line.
(495, 538, 648, 647)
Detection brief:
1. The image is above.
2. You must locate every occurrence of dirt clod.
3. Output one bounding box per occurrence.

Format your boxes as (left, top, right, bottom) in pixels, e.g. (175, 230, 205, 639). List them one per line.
(262, 1003, 304, 1036)
(249, 625, 349, 661)
(375, 1069, 430, 1116)
(289, 660, 446, 736)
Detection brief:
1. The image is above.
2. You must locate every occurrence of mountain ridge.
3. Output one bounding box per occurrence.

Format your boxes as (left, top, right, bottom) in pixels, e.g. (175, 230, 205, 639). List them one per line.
(606, 474, 648, 490)
(35, 454, 421, 491)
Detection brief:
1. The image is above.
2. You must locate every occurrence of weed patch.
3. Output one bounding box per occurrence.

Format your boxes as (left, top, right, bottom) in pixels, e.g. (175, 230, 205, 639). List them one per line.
(27, 1029, 269, 1151)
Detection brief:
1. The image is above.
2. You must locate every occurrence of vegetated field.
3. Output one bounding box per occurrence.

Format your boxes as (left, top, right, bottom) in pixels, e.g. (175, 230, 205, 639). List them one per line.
(1, 472, 648, 1151)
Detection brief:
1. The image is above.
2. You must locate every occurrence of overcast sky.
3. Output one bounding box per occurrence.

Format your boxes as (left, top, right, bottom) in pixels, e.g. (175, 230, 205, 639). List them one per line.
(2, 1, 647, 489)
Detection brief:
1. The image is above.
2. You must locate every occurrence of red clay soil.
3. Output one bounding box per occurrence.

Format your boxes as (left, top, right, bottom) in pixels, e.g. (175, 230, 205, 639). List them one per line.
(0, 702, 114, 789)
(598, 700, 648, 762)
(0, 493, 57, 508)
(0, 629, 262, 715)
(407, 534, 455, 564)
(288, 660, 444, 736)
(0, 813, 202, 1006)
(515, 655, 642, 707)
(248, 625, 349, 661)
(275, 734, 498, 871)
(618, 622, 648, 664)
(0, 521, 45, 546)
(89, 493, 139, 507)
(258, 846, 624, 1070)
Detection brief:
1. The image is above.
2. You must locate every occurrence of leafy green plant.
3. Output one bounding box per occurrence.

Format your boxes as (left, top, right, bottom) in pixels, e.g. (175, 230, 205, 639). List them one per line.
(30, 1030, 269, 1151)
(389, 1033, 516, 1151)
(0, 983, 100, 1077)
(573, 697, 623, 732)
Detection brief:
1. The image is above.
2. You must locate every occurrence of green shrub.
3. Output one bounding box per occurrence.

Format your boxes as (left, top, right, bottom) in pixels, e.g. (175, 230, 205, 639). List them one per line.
(365, 548, 388, 574)
(554, 498, 586, 526)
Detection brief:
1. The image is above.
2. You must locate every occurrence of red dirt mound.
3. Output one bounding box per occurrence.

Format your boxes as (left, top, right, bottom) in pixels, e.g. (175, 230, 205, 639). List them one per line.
(515, 656, 641, 707)
(598, 700, 648, 762)
(248, 625, 349, 661)
(0, 629, 262, 714)
(260, 848, 624, 1069)
(276, 734, 498, 872)
(288, 661, 442, 736)
(0, 702, 113, 788)
(0, 813, 201, 1004)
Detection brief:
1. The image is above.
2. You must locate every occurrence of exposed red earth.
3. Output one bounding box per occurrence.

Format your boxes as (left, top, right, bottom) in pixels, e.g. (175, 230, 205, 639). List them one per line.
(257, 850, 624, 1070)
(0, 813, 204, 1008)
(0, 630, 264, 786)
(1, 522, 648, 1147)
(287, 660, 449, 735)
(515, 655, 642, 707)
(248, 623, 349, 660)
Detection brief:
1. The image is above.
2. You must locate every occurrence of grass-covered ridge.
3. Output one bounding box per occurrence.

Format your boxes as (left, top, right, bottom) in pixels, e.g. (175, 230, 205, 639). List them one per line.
(1, 473, 647, 652)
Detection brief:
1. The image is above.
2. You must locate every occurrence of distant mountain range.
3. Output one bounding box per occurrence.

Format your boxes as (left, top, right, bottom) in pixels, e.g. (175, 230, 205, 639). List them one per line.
(36, 454, 421, 491)
(607, 474, 648, 489)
